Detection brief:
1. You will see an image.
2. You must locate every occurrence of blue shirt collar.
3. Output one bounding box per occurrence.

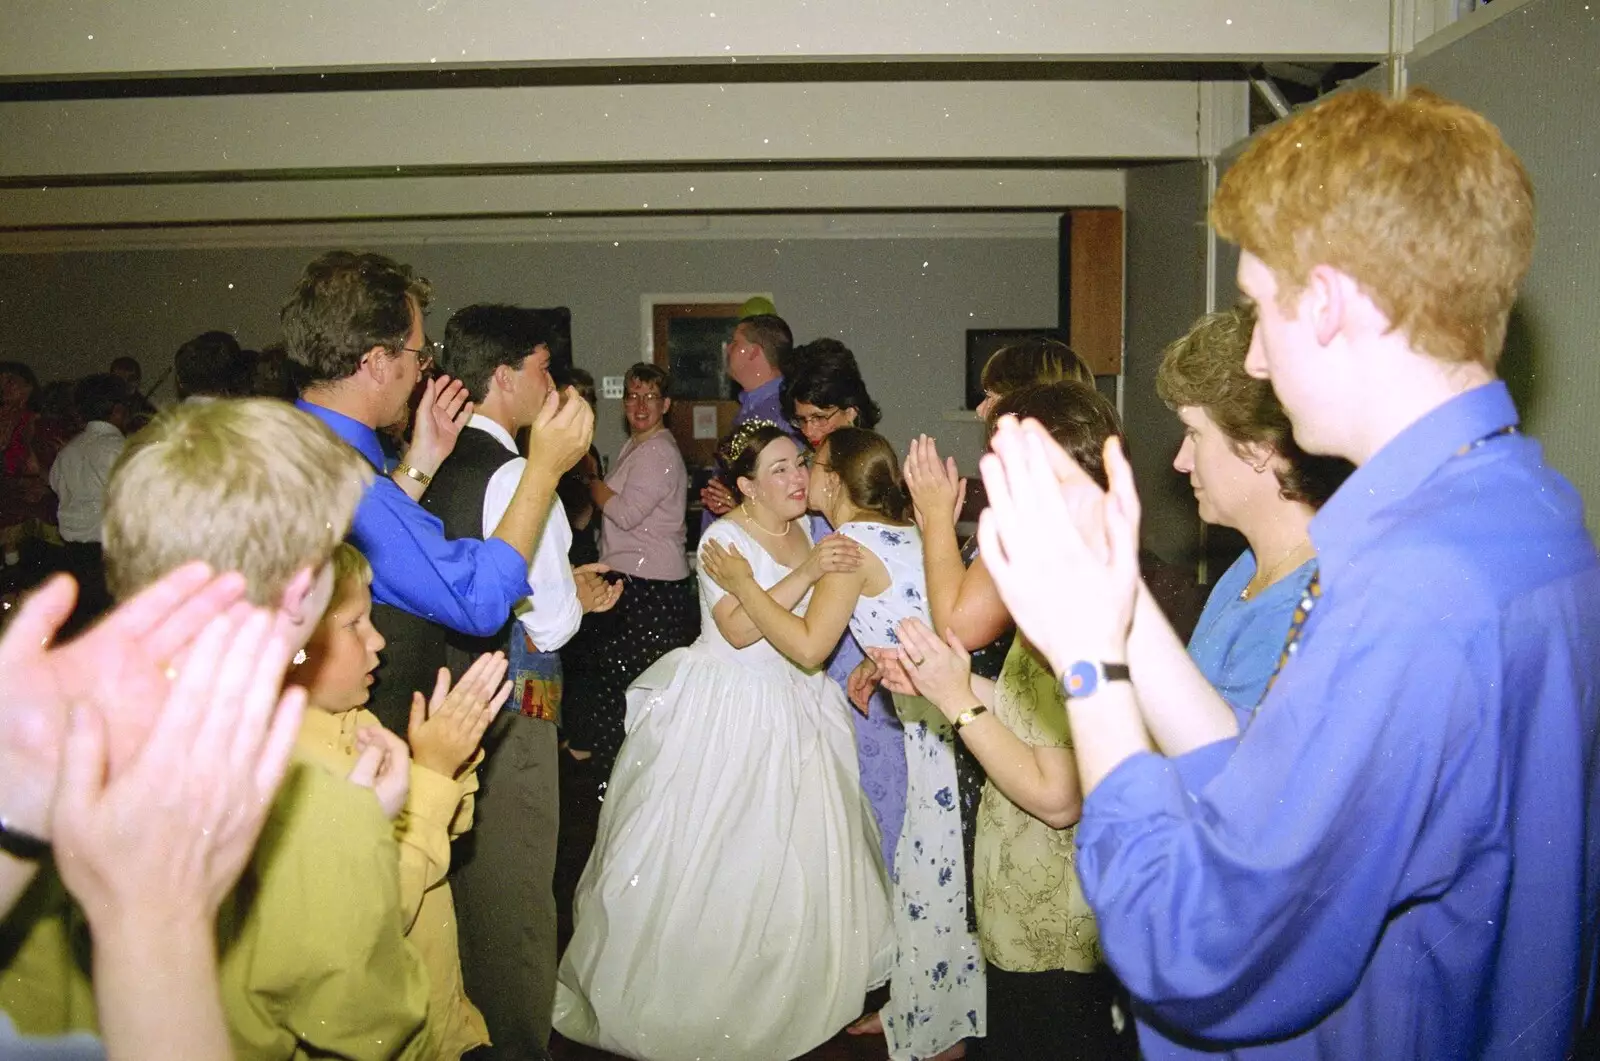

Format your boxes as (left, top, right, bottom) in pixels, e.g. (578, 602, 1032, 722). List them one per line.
(738, 377, 784, 415)
(1311, 380, 1519, 582)
(296, 398, 387, 472)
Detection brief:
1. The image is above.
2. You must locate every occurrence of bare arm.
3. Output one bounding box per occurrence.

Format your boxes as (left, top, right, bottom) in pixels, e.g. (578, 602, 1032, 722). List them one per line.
(702, 539, 863, 669)
(711, 533, 864, 648)
(1125, 580, 1240, 755)
(905, 436, 1013, 648)
(391, 376, 472, 501)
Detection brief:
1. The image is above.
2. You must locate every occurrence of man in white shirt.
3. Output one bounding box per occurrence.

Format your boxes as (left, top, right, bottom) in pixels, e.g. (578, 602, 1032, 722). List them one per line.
(48, 373, 130, 632)
(425, 304, 618, 1061)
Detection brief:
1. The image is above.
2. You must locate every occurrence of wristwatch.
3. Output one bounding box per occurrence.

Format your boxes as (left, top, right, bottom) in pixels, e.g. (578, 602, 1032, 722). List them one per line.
(1062, 660, 1131, 700)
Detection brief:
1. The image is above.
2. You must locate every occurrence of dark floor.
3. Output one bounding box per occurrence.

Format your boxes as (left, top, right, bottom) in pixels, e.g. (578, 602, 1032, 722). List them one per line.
(548, 754, 897, 1061)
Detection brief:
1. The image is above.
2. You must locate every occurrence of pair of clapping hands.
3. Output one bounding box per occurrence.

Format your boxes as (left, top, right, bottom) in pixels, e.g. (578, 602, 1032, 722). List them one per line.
(403, 376, 598, 484)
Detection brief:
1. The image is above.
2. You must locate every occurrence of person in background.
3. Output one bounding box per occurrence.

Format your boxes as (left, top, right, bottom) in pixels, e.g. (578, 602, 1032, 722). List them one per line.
(556, 366, 603, 568)
(47, 374, 131, 635)
(0, 361, 54, 570)
(106, 357, 157, 430)
(974, 336, 1093, 419)
(698, 314, 800, 526)
(778, 340, 906, 866)
(428, 306, 620, 1059)
(1157, 305, 1352, 722)
(174, 331, 250, 402)
(565, 363, 696, 788)
(0, 563, 309, 1061)
(977, 87, 1600, 1059)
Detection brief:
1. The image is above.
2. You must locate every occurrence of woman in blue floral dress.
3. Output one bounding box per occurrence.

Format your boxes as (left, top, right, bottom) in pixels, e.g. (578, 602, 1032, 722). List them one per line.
(702, 427, 983, 1061)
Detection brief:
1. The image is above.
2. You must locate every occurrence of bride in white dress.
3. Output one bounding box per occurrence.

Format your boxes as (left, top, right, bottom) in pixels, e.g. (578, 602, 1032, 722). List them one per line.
(553, 421, 894, 1061)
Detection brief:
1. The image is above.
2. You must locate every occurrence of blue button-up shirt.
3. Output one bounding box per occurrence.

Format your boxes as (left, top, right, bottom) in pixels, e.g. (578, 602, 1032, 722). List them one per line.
(1078, 382, 1600, 1059)
(298, 400, 532, 637)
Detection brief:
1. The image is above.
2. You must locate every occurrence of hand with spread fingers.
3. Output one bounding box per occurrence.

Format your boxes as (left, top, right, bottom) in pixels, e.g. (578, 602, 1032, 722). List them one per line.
(403, 374, 474, 477)
(0, 562, 248, 841)
(893, 618, 978, 722)
(699, 539, 757, 594)
(903, 435, 966, 532)
(349, 726, 413, 819)
(978, 417, 1141, 675)
(574, 564, 623, 615)
(407, 652, 512, 778)
(802, 532, 864, 583)
(700, 479, 736, 517)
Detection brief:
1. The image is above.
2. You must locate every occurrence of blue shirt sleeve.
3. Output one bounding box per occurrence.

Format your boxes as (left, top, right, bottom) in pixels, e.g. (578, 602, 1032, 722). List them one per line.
(351, 476, 532, 637)
(1077, 585, 1484, 1043)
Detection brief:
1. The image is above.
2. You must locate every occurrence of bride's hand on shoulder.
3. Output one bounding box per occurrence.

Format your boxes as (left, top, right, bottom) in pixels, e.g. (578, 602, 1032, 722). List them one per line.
(803, 533, 863, 583)
(699, 539, 755, 592)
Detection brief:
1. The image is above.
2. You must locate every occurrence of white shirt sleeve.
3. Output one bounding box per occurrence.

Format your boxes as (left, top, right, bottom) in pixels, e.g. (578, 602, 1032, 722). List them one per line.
(482, 456, 583, 652)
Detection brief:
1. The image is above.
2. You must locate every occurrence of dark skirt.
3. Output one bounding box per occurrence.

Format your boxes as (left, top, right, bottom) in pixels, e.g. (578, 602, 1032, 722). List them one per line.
(560, 574, 699, 798)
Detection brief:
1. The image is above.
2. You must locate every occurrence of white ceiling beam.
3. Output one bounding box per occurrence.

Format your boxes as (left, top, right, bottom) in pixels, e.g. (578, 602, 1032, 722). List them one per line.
(0, 81, 1200, 180)
(0, 1, 1391, 78)
(0, 168, 1124, 241)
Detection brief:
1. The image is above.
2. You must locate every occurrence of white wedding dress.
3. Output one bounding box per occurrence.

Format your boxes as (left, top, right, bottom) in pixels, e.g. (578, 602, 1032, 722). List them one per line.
(553, 517, 894, 1061)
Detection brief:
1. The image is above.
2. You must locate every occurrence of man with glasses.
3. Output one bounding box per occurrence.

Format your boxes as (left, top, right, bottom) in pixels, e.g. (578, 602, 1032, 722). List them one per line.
(699, 313, 801, 529)
(284, 250, 594, 734)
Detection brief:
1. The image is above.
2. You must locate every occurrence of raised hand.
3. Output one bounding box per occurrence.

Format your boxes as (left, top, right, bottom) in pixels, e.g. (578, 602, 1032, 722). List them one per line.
(52, 603, 307, 924)
(348, 726, 412, 820)
(700, 479, 736, 517)
(699, 539, 755, 592)
(526, 386, 596, 480)
(903, 435, 965, 532)
(403, 375, 474, 475)
(407, 653, 511, 778)
(978, 419, 1141, 676)
(894, 618, 976, 721)
(0, 563, 247, 839)
(574, 564, 623, 615)
(803, 533, 863, 582)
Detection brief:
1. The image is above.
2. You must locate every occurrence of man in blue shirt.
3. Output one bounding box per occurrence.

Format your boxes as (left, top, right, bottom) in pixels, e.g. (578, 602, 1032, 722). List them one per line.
(963, 89, 1600, 1058)
(697, 313, 801, 528)
(283, 251, 594, 731)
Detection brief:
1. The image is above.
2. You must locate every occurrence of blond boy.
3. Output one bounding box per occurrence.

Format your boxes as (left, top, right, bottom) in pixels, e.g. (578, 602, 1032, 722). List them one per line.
(289, 543, 507, 1059)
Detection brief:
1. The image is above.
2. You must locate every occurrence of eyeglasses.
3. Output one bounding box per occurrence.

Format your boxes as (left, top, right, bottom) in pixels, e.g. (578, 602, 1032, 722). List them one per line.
(791, 407, 843, 430)
(400, 339, 443, 373)
(623, 392, 664, 405)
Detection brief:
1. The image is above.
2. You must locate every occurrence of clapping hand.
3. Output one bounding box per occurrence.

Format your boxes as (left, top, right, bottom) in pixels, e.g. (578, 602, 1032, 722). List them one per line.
(52, 603, 306, 927)
(845, 657, 880, 717)
(407, 652, 512, 779)
(527, 387, 596, 480)
(978, 418, 1141, 676)
(700, 479, 736, 517)
(903, 435, 966, 532)
(404, 375, 473, 473)
(893, 618, 976, 722)
(865, 646, 917, 697)
(348, 726, 412, 820)
(574, 564, 623, 615)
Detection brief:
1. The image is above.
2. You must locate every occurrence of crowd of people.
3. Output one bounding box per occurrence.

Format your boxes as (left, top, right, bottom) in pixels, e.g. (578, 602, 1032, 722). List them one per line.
(1, 86, 1597, 1061)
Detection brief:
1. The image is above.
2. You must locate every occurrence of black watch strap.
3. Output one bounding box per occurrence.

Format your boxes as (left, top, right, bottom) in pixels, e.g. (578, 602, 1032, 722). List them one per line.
(0, 819, 51, 861)
(1104, 663, 1131, 682)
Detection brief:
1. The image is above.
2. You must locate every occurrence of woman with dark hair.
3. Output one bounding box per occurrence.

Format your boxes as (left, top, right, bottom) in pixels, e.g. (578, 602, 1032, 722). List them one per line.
(702, 426, 984, 1061)
(563, 363, 698, 785)
(0, 361, 54, 564)
(1156, 304, 1352, 721)
(779, 341, 907, 867)
(782, 339, 883, 449)
(555, 419, 891, 1060)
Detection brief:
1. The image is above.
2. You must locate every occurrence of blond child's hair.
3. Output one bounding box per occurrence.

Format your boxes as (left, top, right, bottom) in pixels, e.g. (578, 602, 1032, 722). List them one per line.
(330, 542, 373, 592)
(104, 398, 373, 607)
(1211, 88, 1534, 369)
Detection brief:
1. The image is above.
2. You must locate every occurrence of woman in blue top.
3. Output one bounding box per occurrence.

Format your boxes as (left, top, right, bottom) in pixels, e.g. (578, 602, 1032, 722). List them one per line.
(1156, 304, 1352, 724)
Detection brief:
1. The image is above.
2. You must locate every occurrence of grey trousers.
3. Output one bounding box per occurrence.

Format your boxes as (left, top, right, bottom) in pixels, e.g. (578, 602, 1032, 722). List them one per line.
(451, 710, 559, 1059)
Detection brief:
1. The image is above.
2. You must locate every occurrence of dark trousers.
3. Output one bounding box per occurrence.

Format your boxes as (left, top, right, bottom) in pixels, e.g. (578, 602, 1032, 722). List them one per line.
(453, 710, 560, 1060)
(62, 541, 108, 638)
(978, 965, 1139, 1061)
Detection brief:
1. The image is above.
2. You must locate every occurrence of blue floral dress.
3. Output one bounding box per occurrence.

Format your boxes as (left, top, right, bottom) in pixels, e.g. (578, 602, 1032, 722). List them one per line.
(839, 521, 986, 1060)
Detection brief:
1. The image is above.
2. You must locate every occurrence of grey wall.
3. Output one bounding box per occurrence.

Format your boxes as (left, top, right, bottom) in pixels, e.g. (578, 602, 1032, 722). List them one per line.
(0, 235, 1056, 466)
(1405, 0, 1600, 537)
(1123, 162, 1211, 570)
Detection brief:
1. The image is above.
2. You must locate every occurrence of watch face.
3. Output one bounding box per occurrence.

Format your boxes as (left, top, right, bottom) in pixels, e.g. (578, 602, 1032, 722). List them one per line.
(1065, 660, 1099, 698)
